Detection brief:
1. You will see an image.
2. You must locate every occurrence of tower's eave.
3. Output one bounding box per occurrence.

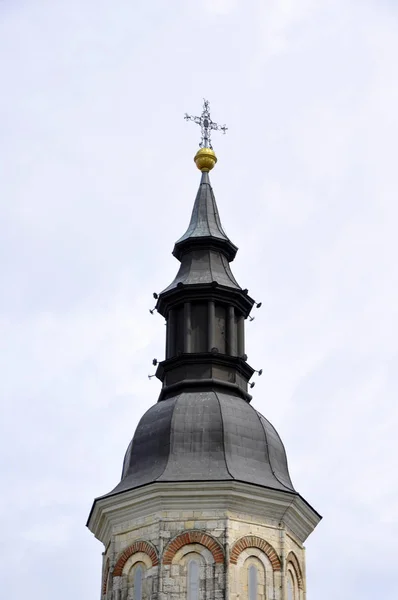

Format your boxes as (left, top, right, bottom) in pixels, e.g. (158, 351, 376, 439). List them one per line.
(156, 282, 255, 319)
(87, 480, 321, 546)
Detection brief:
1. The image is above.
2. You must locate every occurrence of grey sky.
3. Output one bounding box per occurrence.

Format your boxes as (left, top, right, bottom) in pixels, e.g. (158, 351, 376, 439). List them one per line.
(1, 1, 397, 598)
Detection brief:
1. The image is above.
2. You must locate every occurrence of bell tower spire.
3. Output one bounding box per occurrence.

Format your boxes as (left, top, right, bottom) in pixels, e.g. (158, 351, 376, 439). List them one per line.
(155, 102, 255, 403)
(87, 102, 321, 600)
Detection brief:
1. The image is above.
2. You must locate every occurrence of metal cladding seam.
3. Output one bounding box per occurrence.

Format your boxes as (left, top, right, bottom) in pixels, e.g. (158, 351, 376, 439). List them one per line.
(105, 391, 296, 499)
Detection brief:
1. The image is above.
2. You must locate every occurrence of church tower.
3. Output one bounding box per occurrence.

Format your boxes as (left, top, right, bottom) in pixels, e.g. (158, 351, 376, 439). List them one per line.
(87, 101, 321, 600)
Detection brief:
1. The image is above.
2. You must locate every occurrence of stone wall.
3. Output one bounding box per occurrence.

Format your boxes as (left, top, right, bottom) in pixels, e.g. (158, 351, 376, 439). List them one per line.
(101, 508, 306, 600)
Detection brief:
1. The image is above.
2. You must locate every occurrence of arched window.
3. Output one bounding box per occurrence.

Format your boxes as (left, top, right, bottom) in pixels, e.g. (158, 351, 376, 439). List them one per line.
(187, 558, 200, 600)
(133, 564, 143, 600)
(287, 570, 295, 600)
(248, 564, 258, 600)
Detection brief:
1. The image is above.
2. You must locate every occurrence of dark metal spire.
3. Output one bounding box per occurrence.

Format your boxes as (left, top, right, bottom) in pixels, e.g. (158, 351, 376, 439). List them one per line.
(157, 164, 253, 329)
(185, 99, 228, 149)
(173, 171, 238, 262)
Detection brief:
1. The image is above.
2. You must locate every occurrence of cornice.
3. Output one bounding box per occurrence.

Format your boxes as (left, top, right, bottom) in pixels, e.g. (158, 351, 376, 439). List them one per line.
(157, 378, 253, 402)
(87, 481, 321, 548)
(156, 283, 254, 318)
(155, 352, 255, 402)
(173, 236, 238, 263)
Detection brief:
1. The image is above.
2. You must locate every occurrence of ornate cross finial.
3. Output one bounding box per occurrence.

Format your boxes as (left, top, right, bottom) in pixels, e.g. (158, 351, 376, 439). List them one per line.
(185, 99, 228, 150)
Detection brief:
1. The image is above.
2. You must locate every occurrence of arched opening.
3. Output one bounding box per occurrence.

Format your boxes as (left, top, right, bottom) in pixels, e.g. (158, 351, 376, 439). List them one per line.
(187, 558, 200, 600)
(238, 556, 267, 599)
(133, 564, 143, 600)
(166, 541, 217, 599)
(248, 564, 258, 600)
(287, 570, 295, 600)
(126, 561, 147, 600)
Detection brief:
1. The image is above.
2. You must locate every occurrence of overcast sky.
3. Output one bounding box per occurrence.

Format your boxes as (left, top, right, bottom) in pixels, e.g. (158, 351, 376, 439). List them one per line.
(1, 1, 397, 599)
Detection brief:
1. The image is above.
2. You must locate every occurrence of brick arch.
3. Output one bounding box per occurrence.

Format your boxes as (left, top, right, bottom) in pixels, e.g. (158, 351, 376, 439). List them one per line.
(230, 536, 281, 571)
(163, 530, 224, 565)
(113, 541, 159, 577)
(102, 558, 110, 595)
(286, 551, 303, 589)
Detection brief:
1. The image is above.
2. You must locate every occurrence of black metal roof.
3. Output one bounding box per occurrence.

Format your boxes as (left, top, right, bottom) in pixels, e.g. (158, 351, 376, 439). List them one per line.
(101, 390, 296, 499)
(173, 171, 238, 261)
(162, 249, 241, 293)
(89, 164, 305, 515)
(156, 167, 253, 320)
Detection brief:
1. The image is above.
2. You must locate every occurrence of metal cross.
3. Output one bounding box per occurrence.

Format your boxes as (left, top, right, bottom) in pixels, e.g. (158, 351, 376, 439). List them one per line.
(184, 99, 228, 149)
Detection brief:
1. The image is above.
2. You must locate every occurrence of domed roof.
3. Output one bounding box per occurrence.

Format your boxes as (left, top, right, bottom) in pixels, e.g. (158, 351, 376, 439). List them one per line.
(105, 391, 296, 498)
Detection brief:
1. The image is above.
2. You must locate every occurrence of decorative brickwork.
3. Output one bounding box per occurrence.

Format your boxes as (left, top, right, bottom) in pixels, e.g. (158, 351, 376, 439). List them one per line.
(113, 540, 159, 576)
(102, 558, 110, 595)
(286, 551, 303, 589)
(230, 536, 281, 571)
(162, 530, 225, 565)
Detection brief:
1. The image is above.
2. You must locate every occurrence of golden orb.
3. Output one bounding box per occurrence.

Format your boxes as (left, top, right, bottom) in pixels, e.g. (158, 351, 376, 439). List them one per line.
(194, 147, 217, 172)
